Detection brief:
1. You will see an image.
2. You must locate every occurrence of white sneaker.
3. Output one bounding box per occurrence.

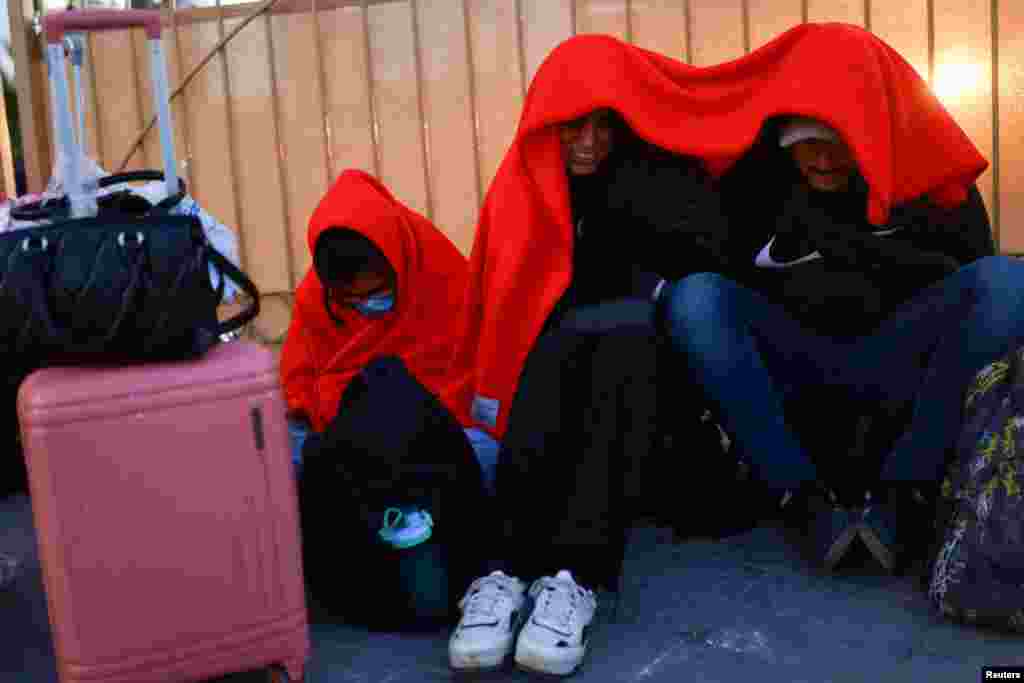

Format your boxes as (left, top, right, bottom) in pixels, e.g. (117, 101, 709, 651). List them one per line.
(448, 571, 527, 672)
(514, 570, 597, 677)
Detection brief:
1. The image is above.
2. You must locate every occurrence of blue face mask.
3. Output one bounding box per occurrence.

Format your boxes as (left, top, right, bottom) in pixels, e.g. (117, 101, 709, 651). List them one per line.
(351, 291, 395, 317)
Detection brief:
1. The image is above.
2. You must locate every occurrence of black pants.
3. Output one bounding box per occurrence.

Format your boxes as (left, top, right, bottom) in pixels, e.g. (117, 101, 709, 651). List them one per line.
(497, 300, 673, 591)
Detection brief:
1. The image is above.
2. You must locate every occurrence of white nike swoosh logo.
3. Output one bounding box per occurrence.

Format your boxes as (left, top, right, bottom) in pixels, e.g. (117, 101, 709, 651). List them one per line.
(754, 227, 904, 269)
(755, 236, 821, 269)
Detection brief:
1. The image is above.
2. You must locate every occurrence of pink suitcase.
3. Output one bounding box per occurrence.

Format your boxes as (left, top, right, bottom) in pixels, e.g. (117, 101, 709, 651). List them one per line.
(17, 341, 309, 683)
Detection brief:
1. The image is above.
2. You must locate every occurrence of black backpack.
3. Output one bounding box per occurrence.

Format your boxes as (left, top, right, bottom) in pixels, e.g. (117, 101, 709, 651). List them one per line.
(298, 356, 488, 632)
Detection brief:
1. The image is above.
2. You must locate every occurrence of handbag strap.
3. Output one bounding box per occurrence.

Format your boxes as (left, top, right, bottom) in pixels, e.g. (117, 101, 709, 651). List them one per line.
(138, 239, 260, 356)
(206, 245, 261, 336)
(9, 170, 185, 222)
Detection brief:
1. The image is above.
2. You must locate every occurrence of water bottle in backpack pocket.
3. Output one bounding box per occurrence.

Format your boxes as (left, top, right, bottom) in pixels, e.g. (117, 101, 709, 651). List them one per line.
(378, 506, 449, 622)
(298, 355, 488, 631)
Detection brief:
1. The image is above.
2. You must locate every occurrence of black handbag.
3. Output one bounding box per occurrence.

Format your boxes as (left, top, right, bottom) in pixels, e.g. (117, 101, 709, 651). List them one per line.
(0, 205, 259, 365)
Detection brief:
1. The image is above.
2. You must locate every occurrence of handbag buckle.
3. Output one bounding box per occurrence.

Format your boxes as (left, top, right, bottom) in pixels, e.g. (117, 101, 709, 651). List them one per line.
(117, 231, 146, 248)
(21, 236, 48, 252)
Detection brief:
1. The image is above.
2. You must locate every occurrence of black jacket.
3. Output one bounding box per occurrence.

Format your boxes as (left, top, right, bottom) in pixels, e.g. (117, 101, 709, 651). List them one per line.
(737, 176, 995, 338)
(546, 142, 732, 329)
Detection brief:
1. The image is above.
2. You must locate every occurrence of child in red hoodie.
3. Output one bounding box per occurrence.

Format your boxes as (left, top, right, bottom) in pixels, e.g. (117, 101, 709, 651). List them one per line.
(280, 170, 469, 478)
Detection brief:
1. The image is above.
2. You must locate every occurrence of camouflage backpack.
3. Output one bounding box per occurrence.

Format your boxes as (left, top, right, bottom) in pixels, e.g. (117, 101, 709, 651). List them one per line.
(929, 347, 1024, 631)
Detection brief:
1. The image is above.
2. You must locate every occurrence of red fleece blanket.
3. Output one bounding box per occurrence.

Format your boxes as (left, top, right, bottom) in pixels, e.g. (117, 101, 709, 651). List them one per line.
(441, 22, 988, 439)
(281, 170, 468, 432)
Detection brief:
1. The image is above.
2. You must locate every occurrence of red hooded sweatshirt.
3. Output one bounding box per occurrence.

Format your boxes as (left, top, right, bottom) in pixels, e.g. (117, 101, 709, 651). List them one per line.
(441, 23, 988, 440)
(281, 170, 468, 432)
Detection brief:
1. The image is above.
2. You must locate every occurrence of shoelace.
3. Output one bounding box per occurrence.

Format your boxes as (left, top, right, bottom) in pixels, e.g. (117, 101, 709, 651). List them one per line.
(532, 578, 591, 634)
(461, 577, 516, 624)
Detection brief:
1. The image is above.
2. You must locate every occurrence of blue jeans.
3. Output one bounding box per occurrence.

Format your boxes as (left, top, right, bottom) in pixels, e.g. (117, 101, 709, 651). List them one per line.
(664, 256, 1024, 492)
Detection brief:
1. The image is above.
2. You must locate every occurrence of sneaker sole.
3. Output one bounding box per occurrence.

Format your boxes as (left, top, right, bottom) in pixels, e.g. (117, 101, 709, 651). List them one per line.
(450, 638, 517, 673)
(449, 661, 508, 677)
(514, 638, 586, 677)
(515, 658, 584, 679)
(449, 654, 508, 673)
(857, 524, 896, 572)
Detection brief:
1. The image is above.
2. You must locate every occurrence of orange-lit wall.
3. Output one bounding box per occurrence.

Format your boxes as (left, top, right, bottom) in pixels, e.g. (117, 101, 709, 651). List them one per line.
(66, 0, 1020, 340)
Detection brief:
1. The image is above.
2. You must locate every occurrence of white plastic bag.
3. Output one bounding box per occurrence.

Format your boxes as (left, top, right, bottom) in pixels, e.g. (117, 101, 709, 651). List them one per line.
(46, 148, 103, 218)
(2, 151, 107, 231)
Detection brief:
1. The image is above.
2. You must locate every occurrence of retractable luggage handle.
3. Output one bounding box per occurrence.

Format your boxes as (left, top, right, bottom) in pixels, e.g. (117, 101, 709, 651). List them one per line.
(41, 9, 180, 211)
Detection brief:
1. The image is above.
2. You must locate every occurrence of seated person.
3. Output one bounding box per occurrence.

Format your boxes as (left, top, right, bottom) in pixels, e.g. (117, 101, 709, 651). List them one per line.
(445, 22, 995, 675)
(665, 112, 1021, 573)
(280, 169, 469, 480)
(443, 64, 732, 678)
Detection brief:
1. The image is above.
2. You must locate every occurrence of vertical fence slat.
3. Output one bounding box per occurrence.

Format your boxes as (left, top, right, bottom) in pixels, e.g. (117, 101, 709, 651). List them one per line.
(90, 31, 146, 172)
(10, 0, 50, 192)
(212, 2, 252, 313)
(628, 0, 689, 61)
(365, 0, 430, 218)
(933, 0, 994, 231)
(130, 28, 161, 171)
(318, 3, 377, 179)
(461, 0, 485, 225)
(997, 1, 1024, 252)
(690, 0, 745, 66)
(466, 0, 525, 199)
(520, 0, 573, 89)
(270, 0, 331, 283)
(807, 0, 866, 26)
(175, 15, 242, 270)
(263, 9, 299, 295)
(574, 0, 629, 41)
(869, 0, 929, 82)
(515, 0, 528, 98)
(414, 0, 480, 254)
(747, 0, 801, 51)
(221, 9, 293, 343)
(361, 2, 384, 178)
(409, 0, 436, 222)
(310, 0, 335, 190)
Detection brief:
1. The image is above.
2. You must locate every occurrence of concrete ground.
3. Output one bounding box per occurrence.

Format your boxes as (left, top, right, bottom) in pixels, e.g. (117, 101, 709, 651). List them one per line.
(1, 492, 1020, 683)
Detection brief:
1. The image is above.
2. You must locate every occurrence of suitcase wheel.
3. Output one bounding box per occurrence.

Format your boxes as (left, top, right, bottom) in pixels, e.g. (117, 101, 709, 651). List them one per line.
(268, 666, 300, 683)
